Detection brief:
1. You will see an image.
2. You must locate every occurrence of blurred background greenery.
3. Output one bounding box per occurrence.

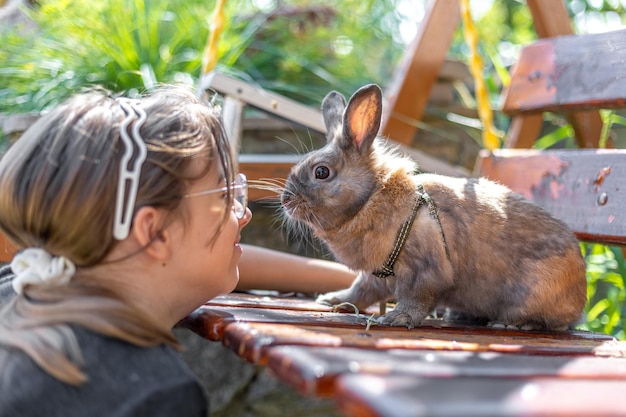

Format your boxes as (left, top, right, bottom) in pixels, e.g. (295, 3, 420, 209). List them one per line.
(2, 0, 626, 338)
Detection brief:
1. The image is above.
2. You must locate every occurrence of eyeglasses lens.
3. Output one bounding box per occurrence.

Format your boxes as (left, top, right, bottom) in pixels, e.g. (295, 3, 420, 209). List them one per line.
(233, 174, 248, 219)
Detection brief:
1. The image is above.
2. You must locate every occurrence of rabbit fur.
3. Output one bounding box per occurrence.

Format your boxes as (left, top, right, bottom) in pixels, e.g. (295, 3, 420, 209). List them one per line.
(281, 84, 587, 330)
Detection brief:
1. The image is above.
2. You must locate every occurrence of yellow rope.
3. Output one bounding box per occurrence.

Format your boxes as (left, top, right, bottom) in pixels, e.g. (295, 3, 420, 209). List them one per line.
(459, 0, 501, 150)
(201, 0, 227, 75)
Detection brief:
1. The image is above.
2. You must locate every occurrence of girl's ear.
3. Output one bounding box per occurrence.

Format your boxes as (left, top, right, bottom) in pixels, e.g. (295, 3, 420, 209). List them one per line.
(131, 206, 171, 261)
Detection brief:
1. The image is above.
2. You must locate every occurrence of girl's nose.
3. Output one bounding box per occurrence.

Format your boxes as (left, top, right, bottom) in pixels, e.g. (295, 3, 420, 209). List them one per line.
(239, 207, 252, 228)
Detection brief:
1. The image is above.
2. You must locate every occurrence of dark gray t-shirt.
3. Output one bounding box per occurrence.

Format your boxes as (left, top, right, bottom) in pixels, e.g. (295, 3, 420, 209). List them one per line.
(0, 266, 209, 417)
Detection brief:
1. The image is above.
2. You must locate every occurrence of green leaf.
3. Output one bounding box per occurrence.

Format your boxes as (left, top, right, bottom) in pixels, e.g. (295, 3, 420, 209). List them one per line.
(587, 299, 610, 321)
(610, 114, 626, 126)
(533, 125, 574, 150)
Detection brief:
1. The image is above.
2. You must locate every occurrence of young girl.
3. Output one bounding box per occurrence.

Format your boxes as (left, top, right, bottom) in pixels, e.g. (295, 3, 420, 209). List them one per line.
(0, 85, 356, 416)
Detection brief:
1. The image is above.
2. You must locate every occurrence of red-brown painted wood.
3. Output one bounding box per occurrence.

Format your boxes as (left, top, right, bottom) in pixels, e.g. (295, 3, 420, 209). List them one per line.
(476, 149, 626, 245)
(221, 320, 619, 365)
(381, 0, 460, 145)
(267, 345, 626, 397)
(336, 374, 626, 417)
(181, 294, 617, 365)
(502, 29, 626, 115)
(181, 289, 623, 416)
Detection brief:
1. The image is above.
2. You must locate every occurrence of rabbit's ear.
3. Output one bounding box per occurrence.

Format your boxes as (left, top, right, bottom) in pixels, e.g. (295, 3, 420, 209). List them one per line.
(343, 84, 382, 152)
(322, 91, 347, 142)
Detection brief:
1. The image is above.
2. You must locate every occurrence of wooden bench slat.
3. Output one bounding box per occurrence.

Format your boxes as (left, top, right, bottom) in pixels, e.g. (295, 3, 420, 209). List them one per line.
(476, 148, 626, 245)
(181, 294, 618, 367)
(219, 320, 620, 365)
(199, 72, 327, 133)
(181, 304, 379, 342)
(336, 374, 626, 417)
(267, 345, 626, 397)
(502, 28, 626, 115)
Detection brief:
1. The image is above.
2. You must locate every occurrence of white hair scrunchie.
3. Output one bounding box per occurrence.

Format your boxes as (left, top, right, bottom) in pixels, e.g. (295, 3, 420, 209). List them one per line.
(10, 248, 76, 294)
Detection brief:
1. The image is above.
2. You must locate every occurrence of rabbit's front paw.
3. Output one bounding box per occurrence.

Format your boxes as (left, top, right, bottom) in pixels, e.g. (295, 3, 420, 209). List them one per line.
(316, 289, 359, 311)
(377, 307, 426, 329)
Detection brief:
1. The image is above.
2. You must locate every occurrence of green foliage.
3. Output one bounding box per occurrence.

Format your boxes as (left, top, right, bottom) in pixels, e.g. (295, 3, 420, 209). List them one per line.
(0, 0, 212, 112)
(580, 243, 626, 340)
(598, 110, 626, 148)
(533, 123, 577, 150)
(0, 0, 406, 113)
(219, 0, 404, 105)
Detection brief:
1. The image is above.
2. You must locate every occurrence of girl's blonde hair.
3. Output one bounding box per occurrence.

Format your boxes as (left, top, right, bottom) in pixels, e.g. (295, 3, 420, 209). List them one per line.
(0, 85, 236, 385)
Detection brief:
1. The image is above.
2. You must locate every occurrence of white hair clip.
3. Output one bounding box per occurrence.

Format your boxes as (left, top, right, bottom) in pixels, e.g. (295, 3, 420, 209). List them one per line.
(113, 99, 148, 240)
(11, 248, 76, 294)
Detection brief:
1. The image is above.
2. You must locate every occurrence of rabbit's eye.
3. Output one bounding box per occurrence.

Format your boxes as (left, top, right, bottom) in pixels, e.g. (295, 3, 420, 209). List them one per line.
(314, 166, 330, 179)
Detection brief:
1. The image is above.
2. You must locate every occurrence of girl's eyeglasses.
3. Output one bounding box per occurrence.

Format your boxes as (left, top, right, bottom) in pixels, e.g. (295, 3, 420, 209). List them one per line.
(184, 173, 248, 219)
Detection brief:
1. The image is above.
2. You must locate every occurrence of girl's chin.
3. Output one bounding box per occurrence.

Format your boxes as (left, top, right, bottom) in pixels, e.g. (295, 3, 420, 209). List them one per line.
(224, 268, 240, 293)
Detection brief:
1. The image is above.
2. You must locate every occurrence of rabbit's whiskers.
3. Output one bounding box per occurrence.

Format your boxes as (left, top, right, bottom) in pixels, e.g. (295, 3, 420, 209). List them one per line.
(249, 178, 286, 195)
(248, 178, 287, 203)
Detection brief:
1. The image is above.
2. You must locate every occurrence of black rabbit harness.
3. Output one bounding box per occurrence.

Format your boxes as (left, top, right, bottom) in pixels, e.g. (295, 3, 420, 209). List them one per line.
(372, 183, 450, 278)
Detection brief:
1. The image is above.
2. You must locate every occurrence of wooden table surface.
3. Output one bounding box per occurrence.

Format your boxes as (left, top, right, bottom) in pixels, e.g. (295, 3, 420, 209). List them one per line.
(181, 292, 626, 417)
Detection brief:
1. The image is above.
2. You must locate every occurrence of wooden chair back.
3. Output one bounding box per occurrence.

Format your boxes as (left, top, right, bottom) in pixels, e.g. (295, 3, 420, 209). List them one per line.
(501, 28, 626, 148)
(476, 149, 626, 246)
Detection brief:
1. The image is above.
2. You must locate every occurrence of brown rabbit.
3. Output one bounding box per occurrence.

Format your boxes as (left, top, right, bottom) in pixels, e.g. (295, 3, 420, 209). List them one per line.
(281, 84, 587, 330)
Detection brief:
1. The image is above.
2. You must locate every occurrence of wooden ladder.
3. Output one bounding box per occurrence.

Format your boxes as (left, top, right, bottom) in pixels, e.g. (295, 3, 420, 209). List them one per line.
(384, 0, 605, 150)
